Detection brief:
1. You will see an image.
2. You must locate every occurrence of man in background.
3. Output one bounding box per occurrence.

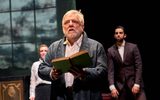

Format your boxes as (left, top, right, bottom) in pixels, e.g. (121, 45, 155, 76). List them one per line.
(107, 25, 146, 100)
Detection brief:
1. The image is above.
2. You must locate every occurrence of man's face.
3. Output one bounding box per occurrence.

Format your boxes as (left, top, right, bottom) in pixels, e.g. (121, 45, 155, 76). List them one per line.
(114, 28, 126, 42)
(62, 14, 84, 41)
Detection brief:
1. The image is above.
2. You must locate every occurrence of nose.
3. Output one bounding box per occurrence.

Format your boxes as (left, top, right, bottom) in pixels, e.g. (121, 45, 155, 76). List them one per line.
(69, 20, 73, 25)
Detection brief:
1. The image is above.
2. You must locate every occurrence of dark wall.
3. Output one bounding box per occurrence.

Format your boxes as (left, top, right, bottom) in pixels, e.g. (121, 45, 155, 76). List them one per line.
(76, 0, 159, 100)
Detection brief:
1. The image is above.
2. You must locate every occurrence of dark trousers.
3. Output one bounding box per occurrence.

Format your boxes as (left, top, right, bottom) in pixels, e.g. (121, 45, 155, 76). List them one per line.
(35, 84, 51, 100)
(114, 84, 147, 100)
(66, 86, 73, 100)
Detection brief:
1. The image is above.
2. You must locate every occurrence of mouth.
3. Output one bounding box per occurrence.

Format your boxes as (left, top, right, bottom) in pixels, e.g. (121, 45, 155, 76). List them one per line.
(68, 28, 75, 32)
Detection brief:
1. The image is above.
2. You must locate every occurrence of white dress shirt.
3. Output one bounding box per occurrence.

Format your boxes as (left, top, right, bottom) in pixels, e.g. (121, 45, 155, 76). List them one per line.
(64, 34, 83, 88)
(117, 40, 125, 61)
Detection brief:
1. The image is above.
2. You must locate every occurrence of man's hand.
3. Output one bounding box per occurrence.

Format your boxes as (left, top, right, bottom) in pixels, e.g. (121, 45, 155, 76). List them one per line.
(132, 85, 140, 94)
(111, 88, 119, 98)
(51, 68, 61, 80)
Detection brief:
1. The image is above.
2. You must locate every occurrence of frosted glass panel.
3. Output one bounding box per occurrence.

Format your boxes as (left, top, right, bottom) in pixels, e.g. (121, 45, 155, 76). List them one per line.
(0, 13, 11, 43)
(13, 43, 36, 69)
(0, 44, 12, 69)
(0, 0, 9, 12)
(35, 0, 56, 8)
(11, 0, 34, 11)
(36, 8, 58, 43)
(12, 11, 35, 42)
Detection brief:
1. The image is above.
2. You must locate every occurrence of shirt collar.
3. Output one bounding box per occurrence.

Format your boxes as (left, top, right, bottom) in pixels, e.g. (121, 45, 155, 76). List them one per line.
(63, 34, 83, 46)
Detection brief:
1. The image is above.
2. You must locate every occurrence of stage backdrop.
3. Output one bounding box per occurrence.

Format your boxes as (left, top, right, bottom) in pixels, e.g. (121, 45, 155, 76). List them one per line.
(0, 0, 76, 77)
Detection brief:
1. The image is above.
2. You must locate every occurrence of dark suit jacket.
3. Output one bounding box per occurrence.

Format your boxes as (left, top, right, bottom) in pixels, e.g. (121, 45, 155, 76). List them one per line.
(107, 42, 144, 91)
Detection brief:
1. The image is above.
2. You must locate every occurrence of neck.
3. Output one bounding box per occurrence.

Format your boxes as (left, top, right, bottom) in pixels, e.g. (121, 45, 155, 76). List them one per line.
(116, 40, 124, 46)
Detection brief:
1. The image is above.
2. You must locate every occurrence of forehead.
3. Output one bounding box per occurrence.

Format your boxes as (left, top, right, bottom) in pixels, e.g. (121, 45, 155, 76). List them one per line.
(115, 28, 124, 32)
(63, 13, 79, 20)
(40, 46, 48, 50)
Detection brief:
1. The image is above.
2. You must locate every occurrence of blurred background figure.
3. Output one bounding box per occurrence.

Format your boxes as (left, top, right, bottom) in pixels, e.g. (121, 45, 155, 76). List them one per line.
(107, 26, 146, 100)
(29, 44, 51, 100)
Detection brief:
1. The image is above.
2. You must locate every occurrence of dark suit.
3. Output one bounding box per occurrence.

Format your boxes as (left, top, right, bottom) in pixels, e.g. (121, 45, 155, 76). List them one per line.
(107, 42, 146, 100)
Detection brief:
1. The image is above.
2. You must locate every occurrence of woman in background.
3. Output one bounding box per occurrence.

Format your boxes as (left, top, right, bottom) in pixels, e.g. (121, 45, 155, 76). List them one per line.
(29, 44, 51, 100)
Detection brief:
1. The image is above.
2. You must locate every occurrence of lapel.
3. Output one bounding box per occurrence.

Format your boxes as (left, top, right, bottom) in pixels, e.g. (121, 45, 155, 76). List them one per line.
(113, 45, 123, 63)
(79, 32, 90, 51)
(123, 42, 128, 63)
(56, 38, 66, 58)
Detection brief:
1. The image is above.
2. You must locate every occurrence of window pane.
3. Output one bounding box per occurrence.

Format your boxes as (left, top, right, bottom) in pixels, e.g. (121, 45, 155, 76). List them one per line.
(0, 12, 11, 44)
(13, 43, 36, 70)
(12, 11, 35, 43)
(11, 0, 34, 11)
(0, 44, 12, 69)
(0, 0, 10, 12)
(36, 8, 60, 44)
(35, 0, 56, 9)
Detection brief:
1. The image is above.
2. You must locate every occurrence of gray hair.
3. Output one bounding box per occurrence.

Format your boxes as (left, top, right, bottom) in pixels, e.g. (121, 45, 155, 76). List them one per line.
(62, 9, 84, 25)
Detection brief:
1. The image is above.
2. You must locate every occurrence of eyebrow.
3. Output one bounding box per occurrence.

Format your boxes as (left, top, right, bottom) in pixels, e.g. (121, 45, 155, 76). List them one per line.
(115, 32, 124, 34)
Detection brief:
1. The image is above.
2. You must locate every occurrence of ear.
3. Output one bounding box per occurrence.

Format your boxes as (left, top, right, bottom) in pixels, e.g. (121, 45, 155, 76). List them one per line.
(124, 34, 127, 38)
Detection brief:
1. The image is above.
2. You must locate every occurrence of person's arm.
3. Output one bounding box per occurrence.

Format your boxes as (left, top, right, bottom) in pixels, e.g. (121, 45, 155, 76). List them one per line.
(38, 41, 63, 81)
(133, 44, 143, 85)
(29, 62, 36, 100)
(38, 54, 63, 81)
(107, 48, 115, 87)
(107, 48, 120, 98)
(82, 42, 108, 82)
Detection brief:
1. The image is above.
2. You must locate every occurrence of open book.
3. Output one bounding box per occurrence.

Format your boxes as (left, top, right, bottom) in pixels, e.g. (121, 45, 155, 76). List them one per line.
(51, 50, 92, 73)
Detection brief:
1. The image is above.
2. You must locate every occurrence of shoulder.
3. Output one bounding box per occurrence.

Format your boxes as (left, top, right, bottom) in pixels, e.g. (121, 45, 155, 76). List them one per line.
(48, 39, 64, 51)
(49, 39, 63, 47)
(108, 44, 116, 51)
(83, 32, 103, 47)
(125, 42, 138, 48)
(31, 61, 40, 69)
(32, 60, 40, 65)
(88, 38, 103, 47)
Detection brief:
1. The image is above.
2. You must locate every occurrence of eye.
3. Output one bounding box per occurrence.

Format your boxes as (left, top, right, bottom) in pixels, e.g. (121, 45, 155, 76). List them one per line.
(63, 20, 80, 25)
(71, 20, 79, 24)
(64, 20, 70, 25)
(115, 32, 123, 34)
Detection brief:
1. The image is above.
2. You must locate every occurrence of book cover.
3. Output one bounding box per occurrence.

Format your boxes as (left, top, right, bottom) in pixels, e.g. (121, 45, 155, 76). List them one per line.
(69, 50, 92, 69)
(51, 57, 71, 73)
(51, 50, 92, 73)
